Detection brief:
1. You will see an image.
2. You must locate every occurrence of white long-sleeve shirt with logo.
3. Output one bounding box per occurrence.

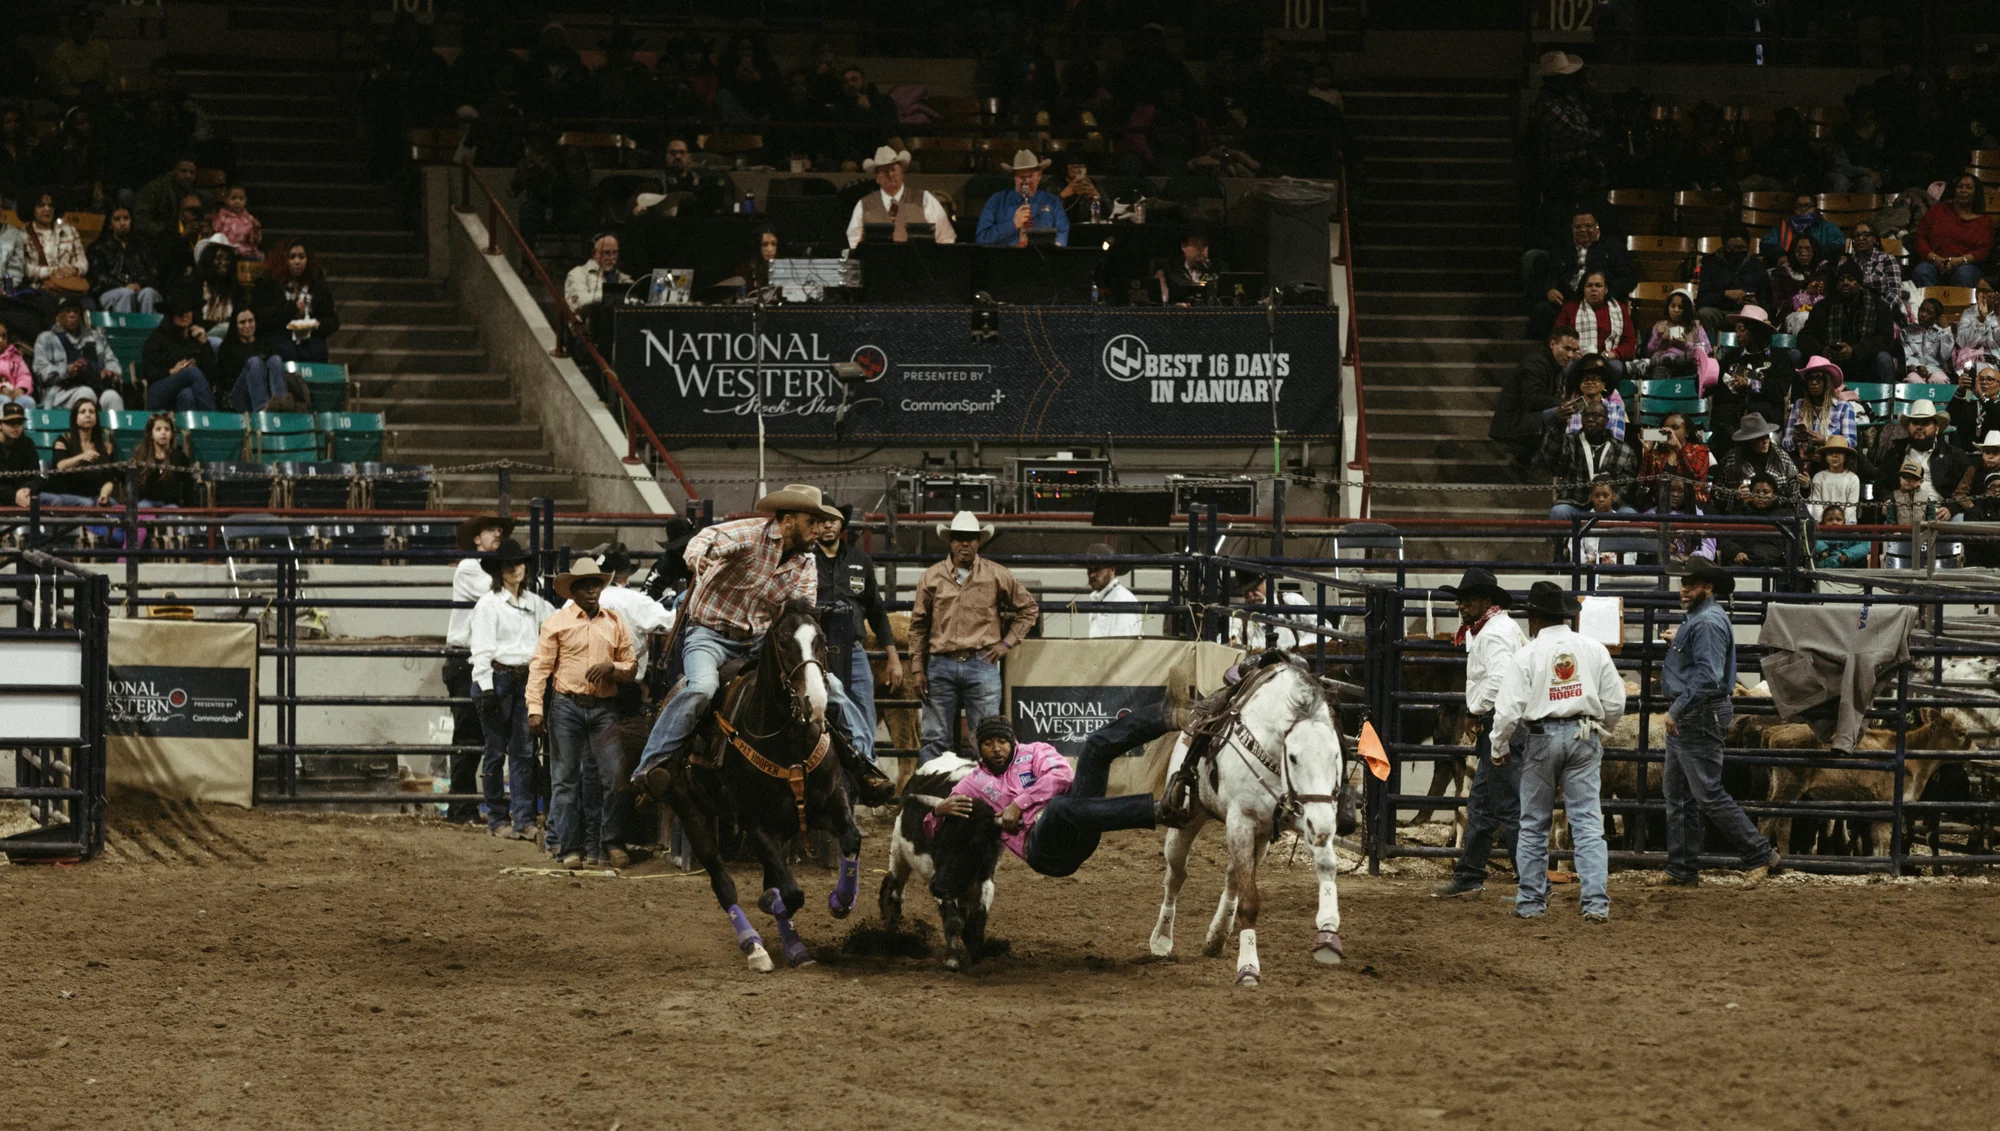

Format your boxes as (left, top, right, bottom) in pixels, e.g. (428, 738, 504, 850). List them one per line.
(1489, 624, 1625, 753)
(1464, 613, 1527, 716)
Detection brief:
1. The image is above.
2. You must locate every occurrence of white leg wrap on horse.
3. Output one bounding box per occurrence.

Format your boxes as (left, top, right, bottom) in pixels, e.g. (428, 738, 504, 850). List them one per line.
(1235, 928, 1260, 986)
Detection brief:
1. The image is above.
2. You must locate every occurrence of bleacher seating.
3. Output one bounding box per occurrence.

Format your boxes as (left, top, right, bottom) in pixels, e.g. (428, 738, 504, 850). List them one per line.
(102, 409, 149, 460)
(320, 412, 385, 462)
(362, 462, 434, 511)
(26, 409, 68, 460)
(253, 412, 319, 465)
(180, 412, 250, 463)
(203, 461, 276, 508)
(281, 461, 357, 508)
(288, 361, 349, 414)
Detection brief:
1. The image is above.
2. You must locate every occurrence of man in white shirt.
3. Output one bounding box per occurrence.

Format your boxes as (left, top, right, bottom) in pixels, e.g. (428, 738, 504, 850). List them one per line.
(1490, 581, 1625, 923)
(1082, 543, 1142, 638)
(467, 539, 554, 838)
(1431, 569, 1529, 900)
(845, 145, 957, 248)
(1226, 573, 1323, 653)
(561, 233, 631, 352)
(443, 513, 511, 823)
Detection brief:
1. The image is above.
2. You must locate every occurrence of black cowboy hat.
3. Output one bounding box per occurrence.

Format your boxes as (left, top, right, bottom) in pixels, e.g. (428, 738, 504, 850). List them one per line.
(456, 513, 516, 551)
(1680, 555, 1736, 597)
(1523, 580, 1579, 622)
(1233, 570, 1269, 597)
(585, 539, 633, 575)
(477, 538, 533, 578)
(1439, 567, 1511, 608)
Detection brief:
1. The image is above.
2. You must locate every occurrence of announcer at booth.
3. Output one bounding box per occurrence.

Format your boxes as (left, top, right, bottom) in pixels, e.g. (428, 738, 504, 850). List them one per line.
(976, 149, 1070, 247)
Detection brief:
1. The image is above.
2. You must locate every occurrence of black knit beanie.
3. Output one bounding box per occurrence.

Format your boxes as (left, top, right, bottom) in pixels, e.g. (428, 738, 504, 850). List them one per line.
(975, 716, 1015, 745)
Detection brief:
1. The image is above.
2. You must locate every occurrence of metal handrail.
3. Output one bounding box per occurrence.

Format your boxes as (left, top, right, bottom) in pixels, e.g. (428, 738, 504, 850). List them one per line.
(1336, 159, 1370, 516)
(454, 161, 701, 503)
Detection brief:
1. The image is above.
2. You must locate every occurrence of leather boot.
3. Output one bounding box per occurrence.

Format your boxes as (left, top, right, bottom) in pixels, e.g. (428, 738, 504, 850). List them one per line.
(832, 728, 897, 806)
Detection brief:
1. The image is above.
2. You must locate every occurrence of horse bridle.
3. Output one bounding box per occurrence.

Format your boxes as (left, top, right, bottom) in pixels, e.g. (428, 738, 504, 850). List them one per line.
(1216, 713, 1344, 831)
(738, 627, 828, 741)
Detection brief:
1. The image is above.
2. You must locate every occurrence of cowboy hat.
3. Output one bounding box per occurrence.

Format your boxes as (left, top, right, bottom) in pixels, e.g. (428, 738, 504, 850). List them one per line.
(1533, 50, 1583, 78)
(1439, 567, 1512, 608)
(553, 557, 611, 601)
(1906, 399, 1940, 420)
(456, 513, 516, 551)
(754, 482, 842, 519)
(1820, 434, 1852, 452)
(1001, 148, 1051, 173)
(1730, 412, 1778, 442)
(1980, 431, 2000, 450)
(1729, 305, 1775, 332)
(584, 540, 633, 575)
(1799, 355, 1845, 385)
(936, 510, 995, 541)
(1522, 580, 1578, 621)
(1680, 555, 1735, 597)
(478, 538, 534, 578)
(862, 145, 912, 172)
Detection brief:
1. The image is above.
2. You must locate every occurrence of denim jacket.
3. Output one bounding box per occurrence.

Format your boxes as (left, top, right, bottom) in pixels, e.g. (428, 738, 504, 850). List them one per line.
(1663, 596, 1735, 722)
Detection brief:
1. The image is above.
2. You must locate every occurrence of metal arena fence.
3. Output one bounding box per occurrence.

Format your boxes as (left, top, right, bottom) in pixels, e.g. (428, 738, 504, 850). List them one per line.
(0, 550, 110, 861)
(6, 498, 2000, 876)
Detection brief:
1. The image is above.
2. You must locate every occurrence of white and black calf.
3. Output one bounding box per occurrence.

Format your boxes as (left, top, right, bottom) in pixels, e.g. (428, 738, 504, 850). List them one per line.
(879, 755, 1005, 971)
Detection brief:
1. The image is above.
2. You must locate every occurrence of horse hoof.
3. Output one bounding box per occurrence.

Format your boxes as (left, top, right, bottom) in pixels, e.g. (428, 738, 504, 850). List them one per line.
(784, 940, 813, 968)
(942, 954, 962, 972)
(1313, 930, 1344, 965)
(1235, 965, 1260, 987)
(828, 890, 854, 920)
(1201, 936, 1225, 959)
(746, 944, 774, 973)
(1149, 933, 1174, 958)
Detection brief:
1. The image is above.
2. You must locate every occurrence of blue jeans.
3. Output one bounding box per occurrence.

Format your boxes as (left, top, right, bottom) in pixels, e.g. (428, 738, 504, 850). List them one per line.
(1514, 718, 1609, 918)
(98, 286, 161, 313)
(276, 335, 330, 364)
(1550, 502, 1637, 522)
(1663, 697, 1771, 881)
(1452, 714, 1523, 882)
(1911, 261, 1983, 289)
(229, 354, 289, 413)
(476, 667, 537, 832)
(549, 692, 624, 857)
(917, 653, 1004, 764)
(840, 643, 878, 760)
(145, 365, 217, 412)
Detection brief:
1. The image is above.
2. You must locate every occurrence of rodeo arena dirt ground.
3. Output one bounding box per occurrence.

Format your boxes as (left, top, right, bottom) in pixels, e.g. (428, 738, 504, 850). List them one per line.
(3, 797, 1997, 1130)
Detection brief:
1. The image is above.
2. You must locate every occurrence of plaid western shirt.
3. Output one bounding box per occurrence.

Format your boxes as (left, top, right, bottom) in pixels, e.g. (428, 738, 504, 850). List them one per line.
(678, 517, 818, 637)
(1851, 247, 1902, 311)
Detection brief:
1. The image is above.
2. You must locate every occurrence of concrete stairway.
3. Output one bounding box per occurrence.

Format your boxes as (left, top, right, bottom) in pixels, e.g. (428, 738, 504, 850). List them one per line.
(175, 59, 589, 516)
(1347, 81, 1543, 527)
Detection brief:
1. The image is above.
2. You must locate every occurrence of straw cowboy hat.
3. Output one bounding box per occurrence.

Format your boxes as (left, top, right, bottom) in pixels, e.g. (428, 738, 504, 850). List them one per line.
(1680, 555, 1735, 597)
(936, 510, 995, 541)
(862, 145, 912, 172)
(553, 557, 611, 601)
(1534, 50, 1583, 78)
(1001, 148, 1051, 173)
(478, 538, 534, 579)
(1820, 435, 1853, 453)
(754, 483, 843, 519)
(1440, 567, 1512, 608)
(456, 513, 516, 551)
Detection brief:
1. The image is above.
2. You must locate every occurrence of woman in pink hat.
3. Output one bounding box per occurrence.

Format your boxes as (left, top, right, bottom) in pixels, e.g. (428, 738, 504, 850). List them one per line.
(1782, 355, 1857, 462)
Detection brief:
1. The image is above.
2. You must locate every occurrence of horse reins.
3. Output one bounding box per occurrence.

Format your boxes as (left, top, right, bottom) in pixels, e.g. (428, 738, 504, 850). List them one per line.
(1215, 713, 1342, 832)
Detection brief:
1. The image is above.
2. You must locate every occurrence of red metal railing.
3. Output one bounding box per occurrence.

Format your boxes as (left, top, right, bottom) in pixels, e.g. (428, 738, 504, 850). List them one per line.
(1335, 162, 1371, 517)
(454, 162, 701, 502)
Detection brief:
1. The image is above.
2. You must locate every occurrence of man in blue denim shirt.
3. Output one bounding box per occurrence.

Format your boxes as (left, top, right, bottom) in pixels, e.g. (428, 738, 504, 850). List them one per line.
(975, 150, 1070, 247)
(1657, 557, 1782, 887)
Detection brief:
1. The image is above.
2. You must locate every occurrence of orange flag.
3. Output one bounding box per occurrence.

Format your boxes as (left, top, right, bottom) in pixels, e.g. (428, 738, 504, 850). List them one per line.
(1359, 721, 1391, 781)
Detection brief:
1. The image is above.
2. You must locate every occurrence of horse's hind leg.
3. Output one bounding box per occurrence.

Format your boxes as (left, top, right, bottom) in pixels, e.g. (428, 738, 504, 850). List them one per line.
(749, 824, 813, 968)
(667, 787, 771, 972)
(1152, 807, 1208, 957)
(1309, 838, 1345, 966)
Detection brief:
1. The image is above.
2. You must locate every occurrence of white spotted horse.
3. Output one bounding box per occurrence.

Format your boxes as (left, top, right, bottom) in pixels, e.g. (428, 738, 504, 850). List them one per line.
(654, 599, 866, 971)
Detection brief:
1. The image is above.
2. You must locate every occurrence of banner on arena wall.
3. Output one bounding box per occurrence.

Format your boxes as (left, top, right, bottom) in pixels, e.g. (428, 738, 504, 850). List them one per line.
(1004, 639, 1243, 796)
(105, 620, 257, 808)
(611, 305, 1341, 442)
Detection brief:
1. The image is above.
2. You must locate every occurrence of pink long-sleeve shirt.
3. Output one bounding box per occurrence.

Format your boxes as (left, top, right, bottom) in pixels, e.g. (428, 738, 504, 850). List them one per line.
(925, 741, 1073, 859)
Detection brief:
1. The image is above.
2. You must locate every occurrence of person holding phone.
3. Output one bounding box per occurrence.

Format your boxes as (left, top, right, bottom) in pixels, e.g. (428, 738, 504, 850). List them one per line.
(1057, 159, 1102, 226)
(1639, 411, 1712, 505)
(975, 149, 1070, 247)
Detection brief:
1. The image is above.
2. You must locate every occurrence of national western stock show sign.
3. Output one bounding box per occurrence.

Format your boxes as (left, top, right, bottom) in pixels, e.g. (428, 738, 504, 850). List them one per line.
(105, 619, 257, 807)
(612, 305, 1340, 442)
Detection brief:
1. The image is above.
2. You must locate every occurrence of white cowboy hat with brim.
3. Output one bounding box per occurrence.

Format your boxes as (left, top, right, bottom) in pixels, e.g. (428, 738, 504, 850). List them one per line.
(553, 557, 610, 601)
(862, 145, 912, 172)
(1002, 148, 1051, 173)
(936, 510, 995, 541)
(1980, 430, 2000, 450)
(1906, 400, 1940, 420)
(755, 482, 843, 519)
(1534, 50, 1583, 77)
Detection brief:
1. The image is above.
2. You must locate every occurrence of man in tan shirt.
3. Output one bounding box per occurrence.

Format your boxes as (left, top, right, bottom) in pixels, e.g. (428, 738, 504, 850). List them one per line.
(527, 558, 637, 868)
(910, 511, 1039, 764)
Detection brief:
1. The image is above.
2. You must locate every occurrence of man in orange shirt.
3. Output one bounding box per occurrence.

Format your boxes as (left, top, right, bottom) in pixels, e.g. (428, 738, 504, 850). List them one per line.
(528, 558, 637, 868)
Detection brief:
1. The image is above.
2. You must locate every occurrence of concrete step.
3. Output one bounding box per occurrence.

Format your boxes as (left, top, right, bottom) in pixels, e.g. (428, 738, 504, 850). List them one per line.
(258, 204, 402, 231)
(1365, 360, 1512, 390)
(1365, 407, 1496, 440)
(250, 183, 395, 209)
(330, 276, 450, 303)
(355, 395, 519, 423)
(1366, 433, 1518, 461)
(1356, 290, 1523, 317)
(1352, 198, 1516, 224)
(1345, 90, 1513, 116)
(1359, 312, 1528, 339)
(339, 323, 481, 350)
(436, 469, 575, 494)
(1353, 265, 1514, 291)
(1351, 220, 1515, 248)
(247, 160, 373, 184)
(1348, 113, 1513, 140)
(1367, 336, 1525, 364)
(319, 251, 427, 276)
(1367, 453, 1525, 485)
(341, 299, 465, 325)
(352, 372, 508, 399)
(395, 444, 555, 465)
(1365, 156, 1515, 181)
(1359, 134, 1515, 158)
(210, 113, 354, 140)
(1353, 176, 1515, 203)
(268, 228, 419, 253)
(442, 490, 590, 512)
(390, 422, 546, 451)
(1354, 243, 1517, 270)
(1362, 383, 1500, 412)
(334, 346, 490, 374)
(194, 89, 341, 112)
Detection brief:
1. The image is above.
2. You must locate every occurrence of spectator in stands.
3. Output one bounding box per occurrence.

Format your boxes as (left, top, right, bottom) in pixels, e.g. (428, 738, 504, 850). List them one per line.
(46, 106, 108, 215)
(194, 238, 247, 344)
(147, 194, 205, 292)
(1641, 411, 1711, 504)
(1782, 356, 1857, 465)
(1745, 109, 1822, 194)
(770, 69, 835, 170)
(909, 511, 1040, 765)
(1905, 297, 1956, 381)
(1694, 226, 1772, 338)
(833, 65, 897, 153)
(1, 403, 39, 508)
(1562, 355, 1627, 440)
(1808, 436, 1861, 521)
(845, 146, 955, 248)
(1770, 236, 1831, 327)
(0, 324, 33, 409)
(0, 219, 21, 294)
(1963, 475, 2000, 568)
(1829, 103, 1889, 195)
(1813, 504, 1869, 568)
(658, 135, 735, 217)
(976, 150, 1069, 248)
(1525, 211, 1634, 340)
(1912, 173, 1993, 288)
(1712, 413, 1802, 514)
(1154, 225, 1225, 304)
(1491, 326, 1583, 466)
(561, 233, 630, 349)
(32, 299, 123, 412)
(1760, 192, 1845, 266)
(522, 23, 590, 119)
(0, 107, 27, 211)
(1527, 52, 1598, 202)
(1541, 401, 1637, 522)
(141, 293, 219, 412)
(211, 185, 262, 260)
(510, 134, 590, 243)
(254, 240, 340, 364)
(19, 190, 88, 298)
(1645, 289, 1711, 378)
(1556, 271, 1636, 376)
(216, 308, 295, 414)
(132, 156, 198, 240)
(472, 540, 554, 845)
(131, 412, 196, 508)
(1122, 84, 1213, 176)
(1882, 458, 1943, 531)
(716, 35, 779, 126)
(49, 11, 111, 100)
(45, 396, 118, 509)
(1799, 261, 1895, 386)
(1082, 543, 1142, 638)
(1575, 477, 1639, 566)
(1960, 288, 2000, 357)
(593, 27, 658, 120)
(1717, 474, 1794, 568)
(1872, 401, 1968, 521)
(88, 207, 162, 314)
(1952, 430, 2000, 509)
(1644, 477, 1715, 566)
(1843, 221, 1902, 311)
(1951, 364, 2000, 455)
(1055, 158, 1104, 227)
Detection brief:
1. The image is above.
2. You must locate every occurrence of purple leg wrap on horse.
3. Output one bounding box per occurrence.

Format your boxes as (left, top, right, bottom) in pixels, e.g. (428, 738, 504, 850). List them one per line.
(758, 887, 789, 918)
(759, 888, 813, 965)
(828, 855, 860, 918)
(727, 904, 761, 953)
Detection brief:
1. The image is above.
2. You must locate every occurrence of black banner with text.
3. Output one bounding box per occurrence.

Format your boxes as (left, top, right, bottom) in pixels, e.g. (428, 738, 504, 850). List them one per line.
(611, 305, 1340, 442)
